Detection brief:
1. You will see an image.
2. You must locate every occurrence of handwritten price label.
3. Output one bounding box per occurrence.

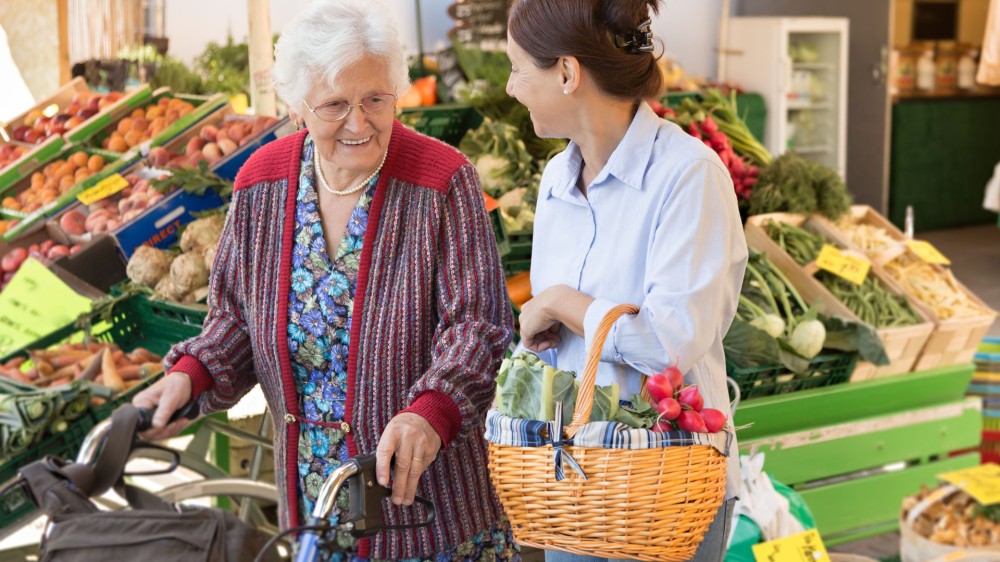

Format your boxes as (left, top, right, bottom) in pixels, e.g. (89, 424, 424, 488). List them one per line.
(939, 463, 1000, 506)
(77, 173, 128, 205)
(815, 244, 870, 285)
(753, 529, 832, 562)
(906, 240, 951, 265)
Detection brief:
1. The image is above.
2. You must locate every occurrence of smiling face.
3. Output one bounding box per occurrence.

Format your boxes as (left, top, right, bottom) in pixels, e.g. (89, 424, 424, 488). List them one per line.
(505, 36, 567, 139)
(301, 55, 396, 181)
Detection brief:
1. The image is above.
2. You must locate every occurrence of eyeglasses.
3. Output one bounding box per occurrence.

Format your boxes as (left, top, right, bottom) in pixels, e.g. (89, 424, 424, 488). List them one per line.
(303, 93, 397, 122)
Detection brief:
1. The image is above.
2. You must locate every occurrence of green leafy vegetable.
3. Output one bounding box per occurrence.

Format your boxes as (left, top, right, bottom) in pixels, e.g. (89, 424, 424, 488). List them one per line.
(496, 352, 577, 424)
(749, 152, 852, 220)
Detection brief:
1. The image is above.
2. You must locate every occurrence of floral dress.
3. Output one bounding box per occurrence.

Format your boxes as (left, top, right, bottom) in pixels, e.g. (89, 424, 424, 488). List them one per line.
(288, 136, 519, 562)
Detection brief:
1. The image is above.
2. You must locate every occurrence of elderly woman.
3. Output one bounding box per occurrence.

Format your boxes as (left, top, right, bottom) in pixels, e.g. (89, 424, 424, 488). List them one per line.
(132, 1, 516, 560)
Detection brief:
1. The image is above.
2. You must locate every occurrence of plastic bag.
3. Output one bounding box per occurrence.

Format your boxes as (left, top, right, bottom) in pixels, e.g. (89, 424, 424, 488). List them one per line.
(725, 453, 817, 561)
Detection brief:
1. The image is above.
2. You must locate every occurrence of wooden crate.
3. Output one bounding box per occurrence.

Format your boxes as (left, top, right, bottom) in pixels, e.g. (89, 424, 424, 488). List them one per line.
(745, 213, 935, 381)
(735, 364, 981, 545)
(815, 205, 996, 371)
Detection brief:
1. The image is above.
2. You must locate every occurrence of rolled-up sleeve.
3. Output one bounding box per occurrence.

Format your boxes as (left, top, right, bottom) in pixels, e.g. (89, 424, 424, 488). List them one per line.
(586, 159, 747, 374)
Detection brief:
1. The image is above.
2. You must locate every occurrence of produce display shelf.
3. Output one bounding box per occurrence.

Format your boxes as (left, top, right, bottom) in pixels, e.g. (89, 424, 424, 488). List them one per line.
(735, 363, 980, 545)
(819, 206, 997, 371)
(0, 294, 203, 532)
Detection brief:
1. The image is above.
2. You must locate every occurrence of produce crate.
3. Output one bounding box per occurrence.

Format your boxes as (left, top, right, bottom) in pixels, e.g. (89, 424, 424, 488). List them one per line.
(745, 212, 935, 382)
(2, 77, 153, 146)
(815, 206, 996, 371)
(150, 102, 290, 181)
(1, 147, 139, 242)
(727, 352, 858, 400)
(0, 294, 199, 532)
(85, 89, 228, 159)
(399, 104, 483, 147)
(0, 136, 65, 195)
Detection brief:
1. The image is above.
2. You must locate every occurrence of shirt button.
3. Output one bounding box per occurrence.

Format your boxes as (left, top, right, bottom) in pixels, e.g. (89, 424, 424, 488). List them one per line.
(284, 413, 295, 424)
(341, 421, 351, 434)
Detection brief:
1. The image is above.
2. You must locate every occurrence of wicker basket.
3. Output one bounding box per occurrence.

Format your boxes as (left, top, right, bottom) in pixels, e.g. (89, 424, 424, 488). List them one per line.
(487, 305, 728, 561)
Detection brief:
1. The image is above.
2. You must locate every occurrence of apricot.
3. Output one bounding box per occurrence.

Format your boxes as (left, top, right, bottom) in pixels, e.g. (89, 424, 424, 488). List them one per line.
(131, 108, 145, 118)
(124, 130, 143, 147)
(108, 137, 128, 152)
(117, 118, 133, 134)
(87, 154, 105, 172)
(59, 175, 75, 191)
(70, 151, 89, 168)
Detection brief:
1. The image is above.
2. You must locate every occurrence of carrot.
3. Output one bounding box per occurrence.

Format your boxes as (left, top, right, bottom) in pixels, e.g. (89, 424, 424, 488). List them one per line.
(76, 352, 103, 381)
(140, 362, 163, 379)
(37, 362, 55, 378)
(111, 350, 126, 364)
(51, 363, 78, 380)
(0, 368, 32, 384)
(130, 347, 159, 363)
(5, 357, 25, 369)
(124, 379, 143, 390)
(101, 347, 125, 392)
(49, 351, 94, 369)
(116, 365, 142, 380)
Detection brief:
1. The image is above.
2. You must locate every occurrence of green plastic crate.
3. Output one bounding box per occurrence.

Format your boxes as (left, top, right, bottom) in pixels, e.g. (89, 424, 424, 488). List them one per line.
(399, 104, 483, 147)
(0, 295, 203, 532)
(85, 89, 228, 158)
(727, 352, 858, 401)
(1, 147, 139, 242)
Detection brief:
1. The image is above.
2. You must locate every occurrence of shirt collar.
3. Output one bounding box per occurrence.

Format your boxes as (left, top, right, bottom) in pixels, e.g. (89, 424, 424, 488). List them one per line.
(548, 102, 660, 202)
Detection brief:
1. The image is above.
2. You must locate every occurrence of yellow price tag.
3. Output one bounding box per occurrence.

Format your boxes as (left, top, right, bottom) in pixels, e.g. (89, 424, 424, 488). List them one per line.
(77, 173, 128, 206)
(752, 529, 831, 562)
(939, 463, 1000, 505)
(906, 240, 951, 265)
(815, 244, 870, 285)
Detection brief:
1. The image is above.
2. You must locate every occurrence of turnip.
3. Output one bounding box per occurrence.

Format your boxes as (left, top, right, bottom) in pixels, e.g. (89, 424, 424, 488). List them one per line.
(750, 313, 786, 338)
(788, 318, 825, 359)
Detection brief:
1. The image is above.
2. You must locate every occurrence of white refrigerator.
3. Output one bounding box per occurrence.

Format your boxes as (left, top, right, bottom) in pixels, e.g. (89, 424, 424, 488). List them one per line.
(722, 17, 850, 177)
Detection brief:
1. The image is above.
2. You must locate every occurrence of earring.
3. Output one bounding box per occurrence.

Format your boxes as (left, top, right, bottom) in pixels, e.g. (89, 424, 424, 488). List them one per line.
(563, 89, 569, 95)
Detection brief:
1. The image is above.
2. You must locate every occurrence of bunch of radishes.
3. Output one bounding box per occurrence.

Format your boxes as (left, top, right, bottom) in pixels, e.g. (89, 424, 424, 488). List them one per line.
(685, 116, 759, 201)
(646, 364, 728, 434)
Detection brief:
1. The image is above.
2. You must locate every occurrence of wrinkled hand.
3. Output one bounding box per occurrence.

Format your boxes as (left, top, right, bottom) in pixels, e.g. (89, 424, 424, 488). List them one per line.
(375, 413, 442, 506)
(132, 372, 194, 441)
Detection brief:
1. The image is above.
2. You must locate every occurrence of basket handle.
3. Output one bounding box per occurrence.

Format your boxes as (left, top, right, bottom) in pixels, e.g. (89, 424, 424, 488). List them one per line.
(566, 304, 641, 437)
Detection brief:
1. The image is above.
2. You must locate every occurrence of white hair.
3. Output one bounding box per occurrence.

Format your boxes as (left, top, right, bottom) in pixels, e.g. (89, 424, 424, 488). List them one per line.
(272, 0, 410, 112)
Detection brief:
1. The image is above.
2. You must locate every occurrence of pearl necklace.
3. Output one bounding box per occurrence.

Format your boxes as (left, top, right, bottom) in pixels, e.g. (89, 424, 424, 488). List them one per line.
(314, 147, 387, 196)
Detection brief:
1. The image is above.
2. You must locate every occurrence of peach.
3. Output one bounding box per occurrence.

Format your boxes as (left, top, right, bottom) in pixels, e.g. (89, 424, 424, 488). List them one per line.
(59, 210, 87, 236)
(185, 136, 207, 157)
(200, 125, 219, 143)
(217, 138, 237, 156)
(202, 143, 223, 164)
(87, 154, 105, 172)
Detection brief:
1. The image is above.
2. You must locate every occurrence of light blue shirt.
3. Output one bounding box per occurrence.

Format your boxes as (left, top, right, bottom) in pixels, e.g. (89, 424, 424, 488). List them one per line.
(529, 102, 748, 495)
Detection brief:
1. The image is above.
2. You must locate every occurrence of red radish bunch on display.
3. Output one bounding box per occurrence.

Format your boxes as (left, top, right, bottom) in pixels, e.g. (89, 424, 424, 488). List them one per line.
(685, 116, 759, 200)
(647, 362, 728, 434)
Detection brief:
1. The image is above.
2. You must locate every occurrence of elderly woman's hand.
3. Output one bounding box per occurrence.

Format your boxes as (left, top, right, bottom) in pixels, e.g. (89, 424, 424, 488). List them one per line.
(375, 413, 442, 506)
(132, 372, 194, 441)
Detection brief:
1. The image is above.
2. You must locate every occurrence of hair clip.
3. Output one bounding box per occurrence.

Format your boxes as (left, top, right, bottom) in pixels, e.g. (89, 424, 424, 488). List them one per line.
(614, 18, 654, 55)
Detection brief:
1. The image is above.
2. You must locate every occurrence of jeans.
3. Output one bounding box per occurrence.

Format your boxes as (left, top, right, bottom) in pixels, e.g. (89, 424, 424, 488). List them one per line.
(543, 498, 736, 562)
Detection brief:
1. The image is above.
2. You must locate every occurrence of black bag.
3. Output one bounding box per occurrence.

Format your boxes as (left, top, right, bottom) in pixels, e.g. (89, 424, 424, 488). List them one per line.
(19, 405, 278, 562)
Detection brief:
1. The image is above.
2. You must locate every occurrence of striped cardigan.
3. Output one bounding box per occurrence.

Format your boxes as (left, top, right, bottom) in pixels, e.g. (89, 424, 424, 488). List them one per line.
(164, 122, 514, 559)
